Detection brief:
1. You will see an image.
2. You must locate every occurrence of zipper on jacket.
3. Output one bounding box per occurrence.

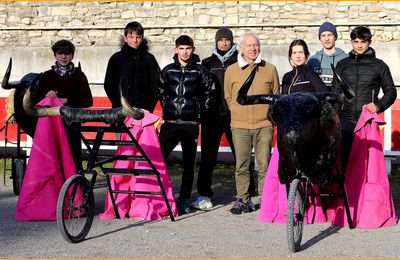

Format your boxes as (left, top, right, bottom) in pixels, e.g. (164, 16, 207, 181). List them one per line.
(177, 66, 185, 117)
(354, 55, 360, 120)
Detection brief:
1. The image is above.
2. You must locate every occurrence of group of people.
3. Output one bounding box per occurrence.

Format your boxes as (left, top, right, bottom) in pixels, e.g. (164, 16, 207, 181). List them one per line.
(29, 20, 397, 217)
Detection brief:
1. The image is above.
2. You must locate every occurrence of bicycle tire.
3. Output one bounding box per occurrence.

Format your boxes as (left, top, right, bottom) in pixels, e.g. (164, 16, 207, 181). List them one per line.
(56, 175, 94, 243)
(287, 178, 305, 252)
(12, 159, 25, 196)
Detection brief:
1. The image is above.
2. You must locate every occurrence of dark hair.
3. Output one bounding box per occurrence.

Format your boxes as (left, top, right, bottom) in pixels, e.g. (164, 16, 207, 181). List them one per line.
(175, 35, 194, 47)
(124, 21, 144, 37)
(51, 39, 75, 55)
(288, 39, 310, 60)
(350, 26, 372, 41)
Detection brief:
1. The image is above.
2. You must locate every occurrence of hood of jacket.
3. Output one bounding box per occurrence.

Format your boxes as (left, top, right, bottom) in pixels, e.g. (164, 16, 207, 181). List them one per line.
(121, 41, 149, 56)
(212, 43, 238, 64)
(349, 47, 376, 59)
(313, 47, 347, 59)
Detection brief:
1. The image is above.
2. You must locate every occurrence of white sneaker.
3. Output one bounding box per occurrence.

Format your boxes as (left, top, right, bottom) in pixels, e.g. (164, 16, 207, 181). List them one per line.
(191, 196, 213, 210)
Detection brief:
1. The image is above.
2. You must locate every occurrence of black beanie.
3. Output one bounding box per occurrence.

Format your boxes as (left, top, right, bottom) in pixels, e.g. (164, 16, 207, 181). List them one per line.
(215, 27, 233, 43)
(318, 22, 338, 39)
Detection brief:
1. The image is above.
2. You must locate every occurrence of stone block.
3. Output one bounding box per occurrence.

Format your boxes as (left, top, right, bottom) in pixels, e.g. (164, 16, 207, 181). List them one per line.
(87, 30, 106, 37)
(121, 10, 135, 19)
(58, 30, 72, 37)
(382, 2, 400, 9)
(20, 17, 31, 25)
(212, 16, 224, 25)
(28, 30, 42, 37)
(206, 8, 221, 16)
(198, 14, 210, 25)
(225, 15, 238, 24)
(366, 4, 383, 12)
(51, 7, 71, 16)
(186, 6, 194, 16)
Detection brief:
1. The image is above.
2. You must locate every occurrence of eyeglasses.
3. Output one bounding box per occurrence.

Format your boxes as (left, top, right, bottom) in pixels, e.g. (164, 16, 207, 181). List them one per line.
(56, 53, 73, 58)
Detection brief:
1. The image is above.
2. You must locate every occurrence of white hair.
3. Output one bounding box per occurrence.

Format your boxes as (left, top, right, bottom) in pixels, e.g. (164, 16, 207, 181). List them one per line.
(239, 31, 261, 46)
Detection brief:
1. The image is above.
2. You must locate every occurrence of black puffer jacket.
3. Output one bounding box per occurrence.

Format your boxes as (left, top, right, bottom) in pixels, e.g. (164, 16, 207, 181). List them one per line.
(202, 46, 238, 116)
(104, 41, 161, 111)
(334, 48, 397, 124)
(282, 64, 329, 94)
(159, 54, 215, 123)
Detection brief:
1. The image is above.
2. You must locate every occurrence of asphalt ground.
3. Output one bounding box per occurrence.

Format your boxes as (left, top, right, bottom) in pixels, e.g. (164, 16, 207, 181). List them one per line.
(1, 163, 399, 258)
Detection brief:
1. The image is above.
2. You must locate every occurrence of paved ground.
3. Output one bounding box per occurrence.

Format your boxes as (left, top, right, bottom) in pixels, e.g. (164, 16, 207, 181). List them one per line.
(1, 165, 399, 258)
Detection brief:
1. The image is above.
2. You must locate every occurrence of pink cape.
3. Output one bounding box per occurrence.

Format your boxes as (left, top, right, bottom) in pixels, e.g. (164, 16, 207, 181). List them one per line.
(15, 97, 77, 221)
(99, 111, 178, 220)
(258, 144, 327, 224)
(331, 106, 398, 228)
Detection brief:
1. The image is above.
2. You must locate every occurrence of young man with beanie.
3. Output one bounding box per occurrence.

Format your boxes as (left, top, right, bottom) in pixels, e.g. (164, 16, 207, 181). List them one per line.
(104, 21, 161, 112)
(158, 35, 215, 215)
(333, 26, 397, 172)
(190, 27, 239, 210)
(308, 21, 348, 89)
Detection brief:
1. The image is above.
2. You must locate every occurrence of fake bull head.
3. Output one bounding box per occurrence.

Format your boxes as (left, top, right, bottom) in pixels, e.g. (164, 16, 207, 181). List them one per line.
(236, 64, 354, 186)
(2, 58, 144, 128)
(1, 58, 39, 137)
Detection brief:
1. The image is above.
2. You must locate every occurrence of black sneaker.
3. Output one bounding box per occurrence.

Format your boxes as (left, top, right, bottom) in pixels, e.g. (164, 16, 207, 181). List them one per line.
(177, 198, 190, 215)
(245, 198, 256, 213)
(228, 199, 247, 215)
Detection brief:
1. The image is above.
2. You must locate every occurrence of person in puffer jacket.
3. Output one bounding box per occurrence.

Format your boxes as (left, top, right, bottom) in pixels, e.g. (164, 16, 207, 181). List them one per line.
(158, 35, 215, 215)
(333, 26, 397, 172)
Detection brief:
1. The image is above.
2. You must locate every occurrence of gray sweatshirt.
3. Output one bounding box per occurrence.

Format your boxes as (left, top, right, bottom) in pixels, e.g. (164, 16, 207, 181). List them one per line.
(307, 47, 348, 88)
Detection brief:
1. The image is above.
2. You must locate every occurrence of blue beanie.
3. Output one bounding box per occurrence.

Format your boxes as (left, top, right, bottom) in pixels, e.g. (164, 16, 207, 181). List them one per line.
(318, 22, 337, 39)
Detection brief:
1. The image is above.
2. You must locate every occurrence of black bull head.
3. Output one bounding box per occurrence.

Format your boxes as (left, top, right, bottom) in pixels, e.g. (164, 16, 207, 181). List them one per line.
(1, 58, 39, 137)
(2, 58, 144, 136)
(236, 65, 354, 186)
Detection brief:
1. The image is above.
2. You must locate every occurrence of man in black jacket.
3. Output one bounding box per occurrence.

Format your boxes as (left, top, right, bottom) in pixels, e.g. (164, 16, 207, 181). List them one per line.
(158, 35, 215, 215)
(334, 26, 397, 171)
(104, 21, 161, 111)
(191, 27, 239, 210)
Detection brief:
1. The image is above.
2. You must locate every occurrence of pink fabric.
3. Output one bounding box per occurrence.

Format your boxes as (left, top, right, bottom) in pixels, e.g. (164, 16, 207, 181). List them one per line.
(332, 106, 398, 228)
(259, 144, 327, 224)
(15, 97, 77, 221)
(99, 111, 178, 220)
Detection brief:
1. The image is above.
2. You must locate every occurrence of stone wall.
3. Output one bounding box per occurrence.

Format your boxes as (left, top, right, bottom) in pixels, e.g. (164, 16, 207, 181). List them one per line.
(1, 1, 400, 86)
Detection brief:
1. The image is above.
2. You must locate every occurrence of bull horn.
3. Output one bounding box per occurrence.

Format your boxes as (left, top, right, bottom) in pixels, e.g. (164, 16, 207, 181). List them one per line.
(237, 64, 277, 105)
(331, 63, 354, 102)
(119, 78, 144, 120)
(23, 87, 61, 117)
(2, 58, 21, 90)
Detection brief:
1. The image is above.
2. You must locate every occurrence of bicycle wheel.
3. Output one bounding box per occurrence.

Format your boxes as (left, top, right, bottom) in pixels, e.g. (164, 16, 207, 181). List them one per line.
(12, 159, 25, 196)
(287, 178, 305, 252)
(56, 175, 94, 243)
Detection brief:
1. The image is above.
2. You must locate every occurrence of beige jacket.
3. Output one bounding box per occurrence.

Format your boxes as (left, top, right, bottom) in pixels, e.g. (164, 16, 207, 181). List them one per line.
(224, 57, 280, 129)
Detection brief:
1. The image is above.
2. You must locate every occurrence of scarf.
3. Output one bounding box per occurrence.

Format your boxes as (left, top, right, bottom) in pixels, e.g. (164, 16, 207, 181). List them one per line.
(52, 62, 75, 77)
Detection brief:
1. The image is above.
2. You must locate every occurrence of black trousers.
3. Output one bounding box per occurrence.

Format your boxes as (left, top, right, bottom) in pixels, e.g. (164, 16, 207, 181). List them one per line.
(341, 129, 354, 174)
(197, 114, 235, 197)
(63, 121, 83, 172)
(159, 122, 199, 200)
(340, 119, 356, 174)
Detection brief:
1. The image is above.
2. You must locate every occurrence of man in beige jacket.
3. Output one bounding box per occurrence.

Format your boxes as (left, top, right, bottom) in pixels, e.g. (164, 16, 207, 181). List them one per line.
(224, 31, 280, 214)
